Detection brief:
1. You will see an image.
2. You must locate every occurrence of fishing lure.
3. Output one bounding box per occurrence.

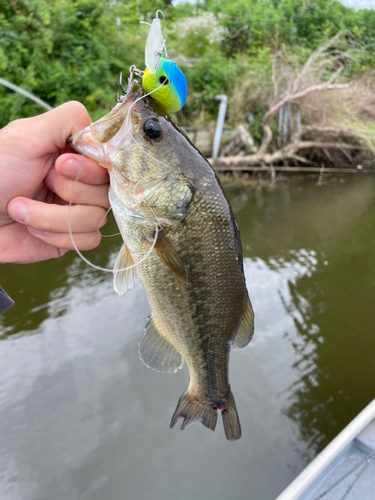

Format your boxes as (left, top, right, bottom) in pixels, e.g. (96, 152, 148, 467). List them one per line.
(141, 12, 187, 113)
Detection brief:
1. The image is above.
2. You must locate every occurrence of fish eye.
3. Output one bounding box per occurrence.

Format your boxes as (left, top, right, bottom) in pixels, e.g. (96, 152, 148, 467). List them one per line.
(159, 76, 169, 86)
(143, 118, 162, 140)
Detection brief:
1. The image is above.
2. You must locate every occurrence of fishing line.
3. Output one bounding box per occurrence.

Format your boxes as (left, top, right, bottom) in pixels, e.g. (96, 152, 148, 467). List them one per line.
(121, 66, 179, 228)
(98, 207, 121, 237)
(68, 60, 176, 274)
(101, 233, 121, 238)
(101, 206, 112, 225)
(117, 8, 181, 221)
(113, 76, 172, 223)
(67, 159, 159, 273)
(124, 67, 175, 174)
(131, 170, 169, 227)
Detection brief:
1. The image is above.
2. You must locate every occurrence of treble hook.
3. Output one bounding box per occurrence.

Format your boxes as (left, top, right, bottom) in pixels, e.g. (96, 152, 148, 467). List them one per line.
(117, 72, 127, 103)
(129, 65, 145, 80)
(119, 72, 126, 94)
(117, 66, 145, 102)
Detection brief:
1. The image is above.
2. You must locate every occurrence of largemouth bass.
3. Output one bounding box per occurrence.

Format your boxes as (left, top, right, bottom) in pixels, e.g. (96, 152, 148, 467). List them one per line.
(68, 82, 254, 441)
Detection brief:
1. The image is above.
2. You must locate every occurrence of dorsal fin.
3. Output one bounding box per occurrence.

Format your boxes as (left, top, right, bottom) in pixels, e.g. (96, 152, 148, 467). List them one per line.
(113, 244, 138, 295)
(146, 232, 188, 284)
(139, 315, 184, 373)
(231, 296, 254, 348)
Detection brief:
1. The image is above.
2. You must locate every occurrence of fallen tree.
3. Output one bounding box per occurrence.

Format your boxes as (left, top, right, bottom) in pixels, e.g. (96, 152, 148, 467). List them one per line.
(211, 32, 375, 173)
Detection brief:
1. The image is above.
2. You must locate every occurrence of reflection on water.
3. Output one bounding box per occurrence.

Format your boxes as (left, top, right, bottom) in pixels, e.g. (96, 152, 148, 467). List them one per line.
(1, 175, 375, 500)
(234, 175, 375, 455)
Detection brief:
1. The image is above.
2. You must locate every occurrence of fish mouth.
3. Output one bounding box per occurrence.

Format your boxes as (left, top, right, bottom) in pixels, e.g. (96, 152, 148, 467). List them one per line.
(67, 81, 145, 160)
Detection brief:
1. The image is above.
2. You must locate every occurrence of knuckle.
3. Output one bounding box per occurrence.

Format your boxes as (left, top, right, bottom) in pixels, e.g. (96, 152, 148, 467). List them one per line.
(99, 185, 111, 206)
(39, 217, 53, 232)
(5, 117, 27, 130)
(30, 205, 54, 232)
(92, 230, 102, 248)
(59, 179, 72, 203)
(60, 100, 86, 114)
(63, 101, 90, 122)
(58, 248, 69, 257)
(0, 119, 27, 148)
(94, 209, 107, 229)
(55, 176, 80, 204)
(80, 231, 101, 251)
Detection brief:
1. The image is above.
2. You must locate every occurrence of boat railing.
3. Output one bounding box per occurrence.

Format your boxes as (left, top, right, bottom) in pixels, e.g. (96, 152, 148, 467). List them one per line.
(275, 399, 375, 500)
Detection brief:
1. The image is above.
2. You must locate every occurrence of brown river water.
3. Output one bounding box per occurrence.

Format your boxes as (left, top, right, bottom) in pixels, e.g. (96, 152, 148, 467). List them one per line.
(1, 174, 375, 500)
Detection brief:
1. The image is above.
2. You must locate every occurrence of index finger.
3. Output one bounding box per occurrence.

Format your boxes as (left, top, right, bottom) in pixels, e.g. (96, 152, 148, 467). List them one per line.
(55, 153, 109, 186)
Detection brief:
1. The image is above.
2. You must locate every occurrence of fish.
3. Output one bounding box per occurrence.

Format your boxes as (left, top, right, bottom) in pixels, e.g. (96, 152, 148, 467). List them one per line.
(68, 81, 254, 441)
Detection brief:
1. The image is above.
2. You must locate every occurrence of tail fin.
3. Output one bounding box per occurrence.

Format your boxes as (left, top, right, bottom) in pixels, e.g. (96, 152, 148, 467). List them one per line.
(170, 388, 242, 441)
(170, 391, 217, 432)
(221, 388, 241, 441)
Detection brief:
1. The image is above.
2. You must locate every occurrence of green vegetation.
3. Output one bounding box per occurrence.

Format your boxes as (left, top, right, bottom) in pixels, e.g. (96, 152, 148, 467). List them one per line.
(1, 0, 375, 130)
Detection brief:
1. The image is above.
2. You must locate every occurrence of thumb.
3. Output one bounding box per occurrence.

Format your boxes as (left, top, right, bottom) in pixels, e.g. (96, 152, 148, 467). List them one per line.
(49, 101, 92, 150)
(8, 101, 92, 156)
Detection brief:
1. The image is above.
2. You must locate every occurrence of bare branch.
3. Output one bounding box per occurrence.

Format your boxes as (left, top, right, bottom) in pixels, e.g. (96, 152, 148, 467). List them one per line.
(257, 123, 273, 155)
(323, 83, 349, 90)
(289, 155, 320, 166)
(292, 30, 347, 92)
(221, 31, 374, 172)
(263, 67, 347, 123)
(227, 24, 249, 39)
(341, 148, 353, 162)
(296, 141, 366, 150)
(323, 148, 333, 163)
(290, 126, 365, 144)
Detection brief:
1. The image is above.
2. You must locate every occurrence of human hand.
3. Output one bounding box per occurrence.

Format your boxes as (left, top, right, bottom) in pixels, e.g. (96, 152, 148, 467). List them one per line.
(0, 102, 110, 264)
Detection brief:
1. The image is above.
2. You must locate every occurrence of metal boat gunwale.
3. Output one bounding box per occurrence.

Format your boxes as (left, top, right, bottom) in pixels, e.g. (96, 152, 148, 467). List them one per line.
(275, 399, 375, 500)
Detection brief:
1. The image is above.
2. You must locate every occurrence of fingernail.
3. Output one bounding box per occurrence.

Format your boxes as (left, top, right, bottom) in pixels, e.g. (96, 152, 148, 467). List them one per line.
(8, 201, 27, 222)
(28, 227, 46, 237)
(61, 158, 81, 178)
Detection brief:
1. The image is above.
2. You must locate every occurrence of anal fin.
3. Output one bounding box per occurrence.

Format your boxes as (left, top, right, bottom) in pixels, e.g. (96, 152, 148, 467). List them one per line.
(113, 244, 138, 295)
(231, 295, 254, 348)
(139, 315, 184, 373)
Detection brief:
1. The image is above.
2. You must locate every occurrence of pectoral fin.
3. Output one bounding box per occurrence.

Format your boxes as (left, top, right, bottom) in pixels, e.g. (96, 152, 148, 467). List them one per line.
(139, 315, 184, 373)
(113, 244, 138, 295)
(231, 295, 254, 348)
(146, 232, 188, 284)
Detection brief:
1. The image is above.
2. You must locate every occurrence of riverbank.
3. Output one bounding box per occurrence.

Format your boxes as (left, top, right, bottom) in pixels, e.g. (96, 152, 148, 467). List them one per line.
(217, 170, 375, 189)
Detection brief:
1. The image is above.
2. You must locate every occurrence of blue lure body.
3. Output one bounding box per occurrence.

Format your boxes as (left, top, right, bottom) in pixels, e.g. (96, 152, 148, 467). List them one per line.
(142, 57, 187, 113)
